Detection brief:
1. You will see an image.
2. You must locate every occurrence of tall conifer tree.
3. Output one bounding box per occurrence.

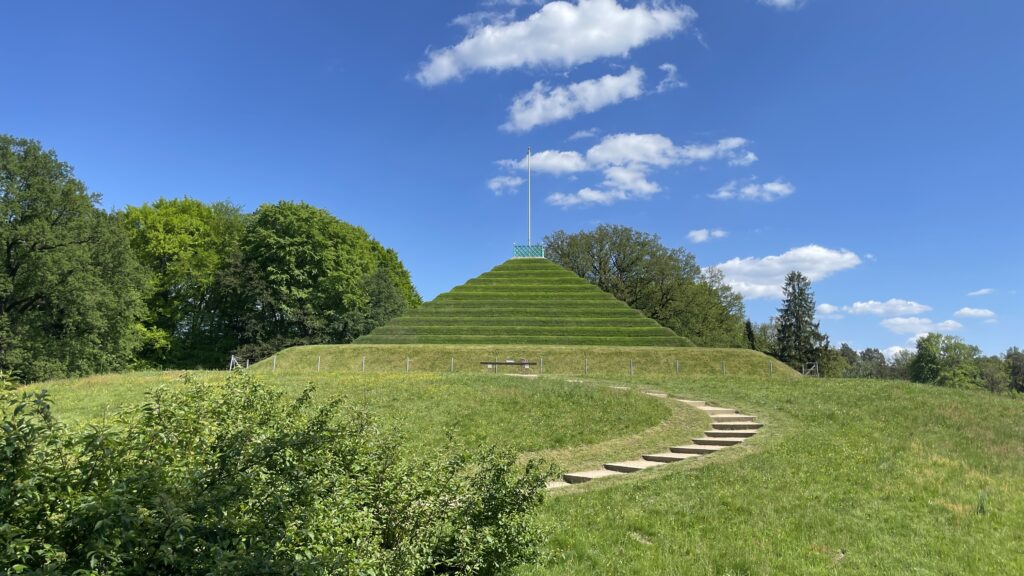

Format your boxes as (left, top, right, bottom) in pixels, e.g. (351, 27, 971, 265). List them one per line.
(775, 271, 826, 369)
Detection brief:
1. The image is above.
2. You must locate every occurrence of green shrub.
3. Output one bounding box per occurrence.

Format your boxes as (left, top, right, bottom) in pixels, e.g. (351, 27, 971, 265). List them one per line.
(0, 373, 549, 575)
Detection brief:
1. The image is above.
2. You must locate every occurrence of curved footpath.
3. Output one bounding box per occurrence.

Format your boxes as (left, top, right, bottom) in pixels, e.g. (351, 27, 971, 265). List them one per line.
(547, 386, 763, 490)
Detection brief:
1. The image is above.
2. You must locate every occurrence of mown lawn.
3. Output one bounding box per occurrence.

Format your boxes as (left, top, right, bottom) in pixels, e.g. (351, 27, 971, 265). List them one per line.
(520, 376, 1024, 575)
(22, 371, 679, 470)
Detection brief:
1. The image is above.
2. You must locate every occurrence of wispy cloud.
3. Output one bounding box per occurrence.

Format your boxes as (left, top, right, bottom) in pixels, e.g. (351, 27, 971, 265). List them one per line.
(967, 288, 994, 297)
(880, 317, 962, 335)
(715, 245, 862, 299)
(502, 67, 645, 132)
(417, 0, 696, 86)
(711, 179, 794, 202)
(487, 175, 524, 195)
(687, 229, 727, 244)
(846, 299, 932, 316)
(656, 63, 686, 93)
(954, 307, 996, 319)
(568, 128, 600, 141)
(758, 0, 808, 10)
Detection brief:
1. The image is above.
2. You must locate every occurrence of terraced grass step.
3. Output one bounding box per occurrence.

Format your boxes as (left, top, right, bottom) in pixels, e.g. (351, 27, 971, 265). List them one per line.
(368, 326, 676, 337)
(389, 317, 659, 327)
(356, 334, 690, 346)
(604, 460, 665, 473)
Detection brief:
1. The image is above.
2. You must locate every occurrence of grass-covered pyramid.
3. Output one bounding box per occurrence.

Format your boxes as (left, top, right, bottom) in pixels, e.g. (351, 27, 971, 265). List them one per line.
(358, 258, 691, 346)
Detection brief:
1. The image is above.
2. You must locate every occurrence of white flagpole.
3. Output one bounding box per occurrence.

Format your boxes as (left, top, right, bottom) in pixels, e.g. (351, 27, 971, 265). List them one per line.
(527, 146, 532, 246)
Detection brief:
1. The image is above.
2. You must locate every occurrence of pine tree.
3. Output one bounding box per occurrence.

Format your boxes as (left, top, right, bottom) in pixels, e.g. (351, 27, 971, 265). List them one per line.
(744, 320, 757, 351)
(775, 271, 827, 370)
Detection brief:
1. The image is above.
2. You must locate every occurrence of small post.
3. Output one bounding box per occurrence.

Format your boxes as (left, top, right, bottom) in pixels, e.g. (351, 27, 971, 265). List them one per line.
(769, 361, 774, 377)
(494, 357, 498, 373)
(406, 357, 410, 372)
(675, 360, 680, 375)
(317, 356, 321, 372)
(584, 355, 588, 376)
(629, 359, 634, 377)
(540, 357, 544, 374)
(720, 361, 725, 375)
(451, 357, 455, 372)
(245, 359, 249, 369)
(272, 355, 277, 371)
(362, 356, 365, 372)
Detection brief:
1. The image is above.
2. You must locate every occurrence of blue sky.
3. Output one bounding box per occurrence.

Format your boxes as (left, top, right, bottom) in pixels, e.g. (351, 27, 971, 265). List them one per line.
(4, 1, 1022, 356)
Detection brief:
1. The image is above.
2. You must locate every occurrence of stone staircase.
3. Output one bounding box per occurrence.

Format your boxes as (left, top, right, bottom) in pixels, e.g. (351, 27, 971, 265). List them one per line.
(546, 392, 763, 490)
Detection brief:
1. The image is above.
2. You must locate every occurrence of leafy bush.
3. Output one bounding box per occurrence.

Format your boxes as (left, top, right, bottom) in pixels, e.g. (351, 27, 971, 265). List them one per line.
(0, 373, 549, 575)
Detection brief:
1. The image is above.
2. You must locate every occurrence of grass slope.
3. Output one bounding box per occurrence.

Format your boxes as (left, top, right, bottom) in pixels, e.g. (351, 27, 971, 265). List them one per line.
(358, 258, 692, 347)
(253, 343, 801, 379)
(521, 376, 1024, 575)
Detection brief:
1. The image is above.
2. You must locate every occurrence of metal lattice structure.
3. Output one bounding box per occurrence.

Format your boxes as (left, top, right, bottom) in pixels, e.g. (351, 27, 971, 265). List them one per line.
(513, 244, 545, 258)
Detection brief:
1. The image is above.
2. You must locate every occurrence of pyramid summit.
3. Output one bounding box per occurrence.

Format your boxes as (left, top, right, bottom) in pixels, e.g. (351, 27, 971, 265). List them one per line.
(358, 258, 692, 347)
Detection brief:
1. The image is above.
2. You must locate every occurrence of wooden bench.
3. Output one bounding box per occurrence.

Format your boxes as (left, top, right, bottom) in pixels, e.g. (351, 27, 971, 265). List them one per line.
(481, 360, 538, 372)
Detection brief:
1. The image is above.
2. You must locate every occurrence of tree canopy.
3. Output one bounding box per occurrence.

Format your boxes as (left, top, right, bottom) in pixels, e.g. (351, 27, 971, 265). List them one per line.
(0, 135, 148, 382)
(544, 225, 746, 347)
(775, 271, 827, 370)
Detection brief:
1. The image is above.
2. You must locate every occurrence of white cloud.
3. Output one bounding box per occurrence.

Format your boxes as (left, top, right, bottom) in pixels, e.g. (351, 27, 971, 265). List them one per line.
(846, 299, 932, 316)
(687, 229, 727, 244)
(715, 245, 862, 299)
(967, 288, 994, 297)
(502, 67, 645, 132)
(417, 0, 696, 86)
(487, 175, 524, 195)
(818, 303, 841, 315)
(568, 128, 600, 140)
(711, 179, 794, 202)
(880, 317, 962, 335)
(451, 10, 516, 31)
(500, 132, 757, 207)
(729, 151, 759, 166)
(954, 307, 996, 319)
(883, 345, 913, 360)
(656, 63, 686, 93)
(547, 187, 626, 207)
(758, 0, 807, 10)
(507, 150, 588, 174)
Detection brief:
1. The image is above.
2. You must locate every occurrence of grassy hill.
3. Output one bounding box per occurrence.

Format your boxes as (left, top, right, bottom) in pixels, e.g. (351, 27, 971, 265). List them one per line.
(357, 257, 692, 346)
(20, 369, 1024, 573)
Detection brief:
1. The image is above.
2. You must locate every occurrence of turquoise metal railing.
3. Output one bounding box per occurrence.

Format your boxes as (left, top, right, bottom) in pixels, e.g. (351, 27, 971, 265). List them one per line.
(513, 245, 545, 258)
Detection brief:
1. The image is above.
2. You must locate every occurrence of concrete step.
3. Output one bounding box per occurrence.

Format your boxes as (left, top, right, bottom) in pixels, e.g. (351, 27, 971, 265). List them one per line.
(643, 391, 668, 398)
(609, 385, 629, 390)
(711, 414, 756, 422)
(705, 429, 759, 438)
(679, 399, 706, 407)
(698, 406, 737, 415)
(643, 452, 696, 463)
(693, 436, 746, 446)
(563, 469, 625, 484)
(604, 460, 665, 473)
(713, 421, 764, 430)
(670, 444, 726, 455)
(546, 480, 571, 490)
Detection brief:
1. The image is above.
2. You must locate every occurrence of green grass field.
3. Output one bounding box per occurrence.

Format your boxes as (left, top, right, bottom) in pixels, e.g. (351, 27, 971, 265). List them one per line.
(357, 258, 692, 346)
(21, 363, 1024, 574)
(254, 343, 799, 379)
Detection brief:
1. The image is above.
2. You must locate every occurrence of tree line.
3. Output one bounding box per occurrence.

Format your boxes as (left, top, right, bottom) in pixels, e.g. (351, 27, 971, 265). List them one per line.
(1, 135, 419, 383)
(749, 270, 1024, 395)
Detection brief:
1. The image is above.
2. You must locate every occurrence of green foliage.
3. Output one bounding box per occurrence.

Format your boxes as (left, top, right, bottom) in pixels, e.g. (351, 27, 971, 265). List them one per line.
(910, 333, 982, 388)
(1, 372, 548, 575)
(0, 135, 148, 383)
(544, 225, 746, 347)
(775, 271, 827, 369)
(1006, 347, 1024, 393)
(121, 198, 245, 367)
(228, 202, 420, 360)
